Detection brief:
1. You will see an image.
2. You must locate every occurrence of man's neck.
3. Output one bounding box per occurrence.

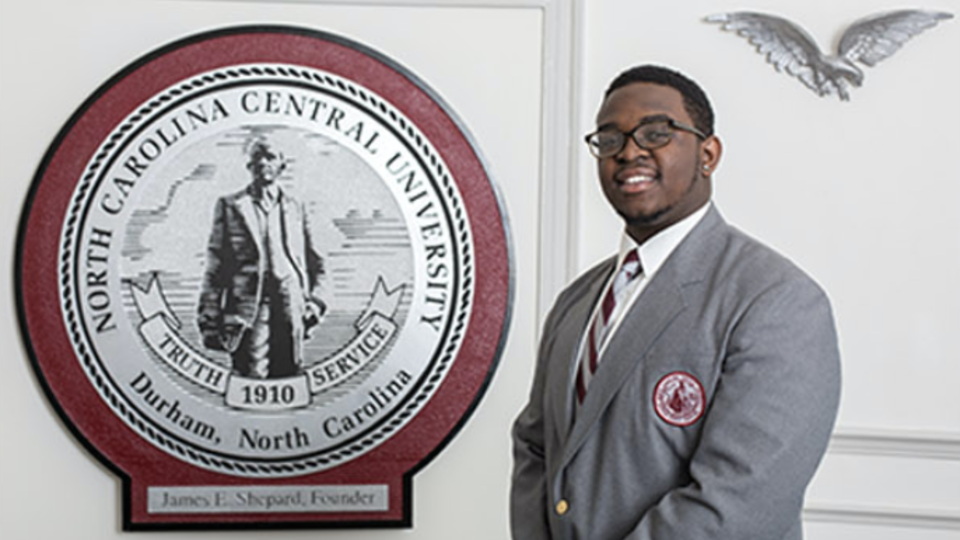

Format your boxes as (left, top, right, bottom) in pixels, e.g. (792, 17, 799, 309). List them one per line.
(625, 201, 711, 246)
(251, 181, 280, 202)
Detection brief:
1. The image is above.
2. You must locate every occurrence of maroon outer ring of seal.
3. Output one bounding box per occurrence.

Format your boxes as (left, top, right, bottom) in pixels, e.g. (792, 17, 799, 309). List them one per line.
(15, 25, 513, 530)
(652, 371, 706, 427)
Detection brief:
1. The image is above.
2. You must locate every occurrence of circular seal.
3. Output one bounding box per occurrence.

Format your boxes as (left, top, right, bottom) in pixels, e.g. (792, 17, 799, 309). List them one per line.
(653, 371, 706, 427)
(17, 26, 512, 488)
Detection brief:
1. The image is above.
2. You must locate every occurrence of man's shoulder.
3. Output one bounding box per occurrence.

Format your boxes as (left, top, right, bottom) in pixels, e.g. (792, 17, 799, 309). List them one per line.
(714, 224, 829, 302)
(569, 256, 617, 291)
(725, 226, 806, 274)
(547, 256, 616, 318)
(219, 188, 252, 206)
(278, 187, 304, 207)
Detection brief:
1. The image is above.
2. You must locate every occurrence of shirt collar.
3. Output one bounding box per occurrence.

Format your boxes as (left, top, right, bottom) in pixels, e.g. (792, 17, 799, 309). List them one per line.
(250, 183, 281, 207)
(618, 202, 712, 279)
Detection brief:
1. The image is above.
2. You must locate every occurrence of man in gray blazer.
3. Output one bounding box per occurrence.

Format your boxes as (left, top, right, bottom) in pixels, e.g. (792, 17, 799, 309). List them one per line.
(511, 65, 841, 539)
(198, 140, 326, 379)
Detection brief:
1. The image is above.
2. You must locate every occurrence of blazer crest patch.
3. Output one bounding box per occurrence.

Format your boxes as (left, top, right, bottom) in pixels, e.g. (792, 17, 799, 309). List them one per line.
(653, 371, 706, 427)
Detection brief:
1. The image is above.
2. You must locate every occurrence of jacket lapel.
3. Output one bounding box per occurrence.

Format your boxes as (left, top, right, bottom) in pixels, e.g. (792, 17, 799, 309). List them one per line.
(561, 272, 686, 464)
(278, 192, 310, 290)
(235, 192, 262, 256)
(544, 266, 613, 446)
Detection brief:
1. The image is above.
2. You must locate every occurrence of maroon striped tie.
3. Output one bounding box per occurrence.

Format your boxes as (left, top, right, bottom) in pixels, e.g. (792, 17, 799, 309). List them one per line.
(575, 249, 642, 403)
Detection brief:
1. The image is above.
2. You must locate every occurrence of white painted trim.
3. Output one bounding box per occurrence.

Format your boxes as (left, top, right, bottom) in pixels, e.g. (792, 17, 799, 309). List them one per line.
(191, 0, 550, 7)
(535, 0, 581, 322)
(811, 429, 960, 530)
(804, 503, 960, 530)
(830, 428, 960, 461)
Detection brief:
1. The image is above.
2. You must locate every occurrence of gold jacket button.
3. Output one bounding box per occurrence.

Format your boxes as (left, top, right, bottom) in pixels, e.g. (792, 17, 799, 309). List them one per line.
(555, 500, 569, 515)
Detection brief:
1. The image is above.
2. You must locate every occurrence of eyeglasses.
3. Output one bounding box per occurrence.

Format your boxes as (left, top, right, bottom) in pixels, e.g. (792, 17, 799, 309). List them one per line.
(584, 118, 706, 159)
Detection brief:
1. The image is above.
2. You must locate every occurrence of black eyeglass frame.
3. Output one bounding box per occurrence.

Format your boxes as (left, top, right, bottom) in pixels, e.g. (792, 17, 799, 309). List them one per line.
(584, 117, 707, 159)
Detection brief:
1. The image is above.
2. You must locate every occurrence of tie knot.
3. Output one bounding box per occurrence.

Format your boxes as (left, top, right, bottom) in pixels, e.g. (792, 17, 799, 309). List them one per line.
(620, 249, 641, 281)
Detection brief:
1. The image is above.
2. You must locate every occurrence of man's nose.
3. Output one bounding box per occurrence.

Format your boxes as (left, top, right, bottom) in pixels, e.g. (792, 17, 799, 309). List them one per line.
(615, 135, 652, 161)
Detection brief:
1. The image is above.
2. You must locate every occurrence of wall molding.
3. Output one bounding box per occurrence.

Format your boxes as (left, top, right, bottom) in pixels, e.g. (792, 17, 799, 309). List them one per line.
(804, 503, 960, 530)
(809, 428, 960, 531)
(534, 0, 581, 322)
(830, 427, 960, 461)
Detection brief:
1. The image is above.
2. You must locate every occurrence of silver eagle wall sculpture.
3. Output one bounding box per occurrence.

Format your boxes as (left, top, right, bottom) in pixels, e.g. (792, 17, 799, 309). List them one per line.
(706, 10, 954, 101)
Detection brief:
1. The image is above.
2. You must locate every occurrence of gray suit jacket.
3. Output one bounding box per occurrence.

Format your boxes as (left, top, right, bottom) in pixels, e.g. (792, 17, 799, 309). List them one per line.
(197, 185, 325, 353)
(511, 206, 841, 540)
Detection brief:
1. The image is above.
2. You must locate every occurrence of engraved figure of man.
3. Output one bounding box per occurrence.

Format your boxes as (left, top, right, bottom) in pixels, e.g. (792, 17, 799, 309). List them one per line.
(198, 139, 326, 379)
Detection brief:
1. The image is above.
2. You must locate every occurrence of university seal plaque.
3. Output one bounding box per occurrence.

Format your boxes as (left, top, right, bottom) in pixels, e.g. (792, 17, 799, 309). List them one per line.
(16, 26, 512, 529)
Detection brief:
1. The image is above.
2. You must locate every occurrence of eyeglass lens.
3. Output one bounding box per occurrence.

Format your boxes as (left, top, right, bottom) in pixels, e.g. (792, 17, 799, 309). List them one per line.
(591, 122, 674, 157)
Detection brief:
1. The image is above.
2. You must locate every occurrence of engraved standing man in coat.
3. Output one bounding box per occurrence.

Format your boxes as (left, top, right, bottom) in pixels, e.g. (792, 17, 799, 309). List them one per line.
(198, 139, 326, 379)
(511, 65, 841, 539)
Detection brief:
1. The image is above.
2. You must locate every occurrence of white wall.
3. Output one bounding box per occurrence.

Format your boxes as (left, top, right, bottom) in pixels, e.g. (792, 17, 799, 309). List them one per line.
(2, 0, 958, 538)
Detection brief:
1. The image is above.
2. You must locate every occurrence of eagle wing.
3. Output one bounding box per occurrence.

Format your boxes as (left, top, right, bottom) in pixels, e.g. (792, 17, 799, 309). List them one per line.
(706, 12, 835, 95)
(839, 10, 953, 66)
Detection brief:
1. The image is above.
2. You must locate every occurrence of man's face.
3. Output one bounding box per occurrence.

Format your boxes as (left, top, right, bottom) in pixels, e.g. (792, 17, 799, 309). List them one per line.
(594, 83, 720, 242)
(250, 149, 284, 185)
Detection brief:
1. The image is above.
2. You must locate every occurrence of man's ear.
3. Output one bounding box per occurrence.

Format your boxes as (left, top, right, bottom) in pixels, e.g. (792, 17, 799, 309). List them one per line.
(700, 135, 722, 176)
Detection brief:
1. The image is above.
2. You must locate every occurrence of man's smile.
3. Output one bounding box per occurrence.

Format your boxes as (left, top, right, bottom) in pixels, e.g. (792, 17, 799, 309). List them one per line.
(614, 165, 660, 194)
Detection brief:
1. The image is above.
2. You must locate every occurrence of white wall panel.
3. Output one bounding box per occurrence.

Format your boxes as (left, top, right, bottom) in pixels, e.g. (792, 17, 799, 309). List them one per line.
(809, 453, 960, 517)
(805, 521, 960, 540)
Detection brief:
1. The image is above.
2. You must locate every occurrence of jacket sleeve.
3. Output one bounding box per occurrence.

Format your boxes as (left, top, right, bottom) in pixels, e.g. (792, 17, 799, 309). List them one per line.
(302, 203, 326, 309)
(629, 276, 841, 539)
(197, 197, 230, 349)
(511, 301, 568, 540)
(511, 371, 550, 539)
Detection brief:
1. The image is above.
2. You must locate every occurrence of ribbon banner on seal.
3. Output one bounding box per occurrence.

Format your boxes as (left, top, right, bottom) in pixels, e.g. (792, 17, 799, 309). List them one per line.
(131, 274, 403, 411)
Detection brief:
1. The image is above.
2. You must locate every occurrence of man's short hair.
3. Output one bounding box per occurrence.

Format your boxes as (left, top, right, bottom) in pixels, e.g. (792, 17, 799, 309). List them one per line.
(247, 140, 276, 165)
(605, 65, 715, 137)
